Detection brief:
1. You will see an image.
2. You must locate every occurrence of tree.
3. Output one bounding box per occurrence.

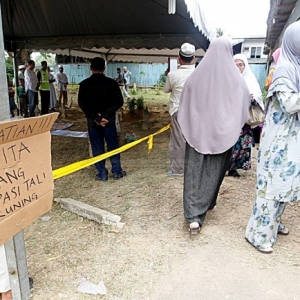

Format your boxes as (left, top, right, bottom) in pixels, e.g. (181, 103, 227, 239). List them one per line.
(216, 28, 224, 37)
(5, 56, 14, 81)
(33, 52, 56, 68)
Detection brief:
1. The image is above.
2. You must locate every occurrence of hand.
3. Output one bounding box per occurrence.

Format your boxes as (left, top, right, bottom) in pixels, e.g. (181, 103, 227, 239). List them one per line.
(99, 118, 109, 127)
(94, 113, 102, 124)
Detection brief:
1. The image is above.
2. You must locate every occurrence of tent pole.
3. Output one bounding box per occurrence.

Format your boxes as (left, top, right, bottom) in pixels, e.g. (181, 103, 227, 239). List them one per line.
(0, 5, 10, 120)
(0, 2, 30, 300)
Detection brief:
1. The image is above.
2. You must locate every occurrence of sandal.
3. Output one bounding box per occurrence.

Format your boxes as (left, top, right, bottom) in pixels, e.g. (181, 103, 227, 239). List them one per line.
(228, 170, 240, 178)
(245, 237, 273, 254)
(189, 222, 200, 235)
(278, 227, 289, 236)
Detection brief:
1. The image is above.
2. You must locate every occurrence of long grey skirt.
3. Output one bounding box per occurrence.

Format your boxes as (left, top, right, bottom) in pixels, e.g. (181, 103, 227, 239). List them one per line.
(183, 143, 232, 226)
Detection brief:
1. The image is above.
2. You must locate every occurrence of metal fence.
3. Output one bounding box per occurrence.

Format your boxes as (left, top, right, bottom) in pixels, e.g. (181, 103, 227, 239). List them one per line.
(52, 62, 168, 86)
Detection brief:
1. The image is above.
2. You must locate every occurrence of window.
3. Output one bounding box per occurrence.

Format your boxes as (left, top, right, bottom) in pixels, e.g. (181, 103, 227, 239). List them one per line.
(250, 47, 262, 58)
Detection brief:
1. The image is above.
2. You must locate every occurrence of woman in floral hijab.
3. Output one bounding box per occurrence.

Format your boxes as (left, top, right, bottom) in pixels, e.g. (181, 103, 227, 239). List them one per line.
(245, 21, 300, 254)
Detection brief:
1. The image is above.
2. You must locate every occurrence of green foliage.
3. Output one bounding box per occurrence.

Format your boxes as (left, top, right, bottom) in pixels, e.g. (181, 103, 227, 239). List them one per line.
(5, 56, 14, 82)
(127, 98, 137, 114)
(157, 71, 166, 86)
(136, 96, 144, 110)
(34, 52, 56, 67)
(216, 27, 224, 37)
(131, 89, 138, 95)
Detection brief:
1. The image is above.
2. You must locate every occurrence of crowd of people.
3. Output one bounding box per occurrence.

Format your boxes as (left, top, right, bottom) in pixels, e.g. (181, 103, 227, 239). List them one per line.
(164, 21, 300, 254)
(115, 66, 132, 98)
(7, 61, 69, 118)
(1, 19, 299, 299)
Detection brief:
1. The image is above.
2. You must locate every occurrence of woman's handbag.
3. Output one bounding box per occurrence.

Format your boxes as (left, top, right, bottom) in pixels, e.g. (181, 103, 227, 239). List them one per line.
(246, 104, 265, 126)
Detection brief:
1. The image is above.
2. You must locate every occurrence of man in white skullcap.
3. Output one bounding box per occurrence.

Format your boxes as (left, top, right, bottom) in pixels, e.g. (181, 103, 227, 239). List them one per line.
(163, 42, 195, 176)
(56, 65, 69, 107)
(18, 64, 26, 80)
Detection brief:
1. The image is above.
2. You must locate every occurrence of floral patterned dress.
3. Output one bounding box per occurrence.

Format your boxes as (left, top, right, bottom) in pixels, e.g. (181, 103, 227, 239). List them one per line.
(228, 124, 254, 171)
(246, 89, 300, 250)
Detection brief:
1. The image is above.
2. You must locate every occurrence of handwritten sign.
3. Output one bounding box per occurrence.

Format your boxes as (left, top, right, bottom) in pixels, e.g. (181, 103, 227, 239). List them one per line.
(0, 113, 58, 245)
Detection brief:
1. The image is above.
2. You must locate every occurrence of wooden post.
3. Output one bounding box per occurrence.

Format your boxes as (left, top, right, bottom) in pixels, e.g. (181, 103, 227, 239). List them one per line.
(0, 2, 30, 300)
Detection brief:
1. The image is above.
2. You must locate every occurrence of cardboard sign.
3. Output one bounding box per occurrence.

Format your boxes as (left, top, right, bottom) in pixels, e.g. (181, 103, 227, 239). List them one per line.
(0, 113, 58, 245)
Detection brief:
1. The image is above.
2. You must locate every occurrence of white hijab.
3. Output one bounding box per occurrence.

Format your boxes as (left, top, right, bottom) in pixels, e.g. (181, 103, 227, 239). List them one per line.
(234, 54, 264, 110)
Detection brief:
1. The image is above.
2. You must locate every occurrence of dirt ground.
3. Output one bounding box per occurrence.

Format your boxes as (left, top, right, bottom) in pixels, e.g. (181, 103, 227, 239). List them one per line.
(24, 89, 300, 300)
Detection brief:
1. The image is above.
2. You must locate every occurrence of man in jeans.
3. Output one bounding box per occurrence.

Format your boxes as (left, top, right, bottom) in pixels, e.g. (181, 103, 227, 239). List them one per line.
(78, 57, 126, 181)
(24, 60, 39, 117)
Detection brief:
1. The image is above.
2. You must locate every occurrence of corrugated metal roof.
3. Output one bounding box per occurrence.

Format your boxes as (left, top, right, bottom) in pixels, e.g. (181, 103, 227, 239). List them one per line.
(265, 0, 297, 53)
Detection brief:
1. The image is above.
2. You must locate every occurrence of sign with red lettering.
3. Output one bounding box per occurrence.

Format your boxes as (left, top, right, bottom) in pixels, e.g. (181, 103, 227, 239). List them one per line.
(0, 113, 58, 245)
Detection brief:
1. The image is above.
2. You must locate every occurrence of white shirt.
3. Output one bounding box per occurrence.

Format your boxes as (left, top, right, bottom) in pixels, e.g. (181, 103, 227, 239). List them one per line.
(56, 72, 68, 91)
(123, 70, 131, 84)
(18, 71, 24, 80)
(163, 65, 194, 116)
(24, 69, 39, 92)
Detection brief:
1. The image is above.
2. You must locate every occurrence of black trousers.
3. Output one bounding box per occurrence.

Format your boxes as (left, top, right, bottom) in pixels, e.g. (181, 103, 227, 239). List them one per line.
(183, 143, 232, 225)
(40, 90, 50, 115)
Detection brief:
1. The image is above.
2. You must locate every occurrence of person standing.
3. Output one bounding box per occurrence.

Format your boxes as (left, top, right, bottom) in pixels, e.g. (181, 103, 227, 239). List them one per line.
(264, 48, 281, 91)
(17, 78, 28, 117)
(163, 42, 195, 175)
(7, 76, 15, 117)
(37, 61, 50, 115)
(178, 37, 250, 234)
(227, 54, 264, 177)
(78, 57, 126, 181)
(0, 245, 12, 300)
(18, 64, 26, 80)
(48, 67, 57, 111)
(115, 67, 129, 98)
(24, 60, 39, 117)
(245, 21, 300, 254)
(123, 66, 131, 95)
(56, 65, 68, 107)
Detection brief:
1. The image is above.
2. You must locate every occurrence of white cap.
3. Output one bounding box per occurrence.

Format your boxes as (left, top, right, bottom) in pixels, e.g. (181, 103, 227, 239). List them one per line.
(18, 65, 26, 70)
(50, 67, 54, 71)
(58, 65, 63, 69)
(179, 43, 195, 57)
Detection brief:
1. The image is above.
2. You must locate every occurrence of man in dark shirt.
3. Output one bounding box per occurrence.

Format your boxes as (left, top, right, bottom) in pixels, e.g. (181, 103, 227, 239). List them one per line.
(78, 57, 126, 181)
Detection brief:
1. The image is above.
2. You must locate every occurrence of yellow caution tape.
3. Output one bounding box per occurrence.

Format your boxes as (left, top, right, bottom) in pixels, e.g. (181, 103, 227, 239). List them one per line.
(53, 124, 170, 180)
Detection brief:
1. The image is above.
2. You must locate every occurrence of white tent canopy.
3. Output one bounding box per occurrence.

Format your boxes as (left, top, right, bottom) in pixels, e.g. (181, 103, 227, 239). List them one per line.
(2, 0, 215, 53)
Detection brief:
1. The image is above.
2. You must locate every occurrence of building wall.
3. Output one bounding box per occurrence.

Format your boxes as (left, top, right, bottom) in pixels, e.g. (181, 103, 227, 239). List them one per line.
(51, 62, 168, 86)
(249, 64, 268, 90)
(241, 40, 268, 59)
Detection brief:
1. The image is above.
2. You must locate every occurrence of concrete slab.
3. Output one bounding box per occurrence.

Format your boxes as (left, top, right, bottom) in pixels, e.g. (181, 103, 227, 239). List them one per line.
(54, 198, 123, 226)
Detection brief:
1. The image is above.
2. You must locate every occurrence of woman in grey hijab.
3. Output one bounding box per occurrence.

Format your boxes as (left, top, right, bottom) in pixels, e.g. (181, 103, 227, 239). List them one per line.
(245, 21, 300, 254)
(178, 37, 250, 234)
